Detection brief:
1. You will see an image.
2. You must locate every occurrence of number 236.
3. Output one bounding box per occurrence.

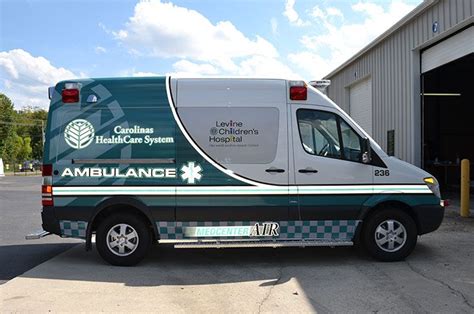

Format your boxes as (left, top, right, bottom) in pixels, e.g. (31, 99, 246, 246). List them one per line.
(374, 169, 390, 176)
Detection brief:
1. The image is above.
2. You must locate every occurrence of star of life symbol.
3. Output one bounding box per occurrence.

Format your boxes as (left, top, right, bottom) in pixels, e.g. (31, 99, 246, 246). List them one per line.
(64, 119, 95, 149)
(180, 161, 202, 184)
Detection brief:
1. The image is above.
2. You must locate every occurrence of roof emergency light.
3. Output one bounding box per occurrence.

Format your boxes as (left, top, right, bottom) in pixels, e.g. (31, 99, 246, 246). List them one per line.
(289, 81, 307, 100)
(309, 80, 331, 93)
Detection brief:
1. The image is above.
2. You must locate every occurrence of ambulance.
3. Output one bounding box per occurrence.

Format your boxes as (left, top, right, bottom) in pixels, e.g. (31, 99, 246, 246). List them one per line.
(29, 77, 444, 265)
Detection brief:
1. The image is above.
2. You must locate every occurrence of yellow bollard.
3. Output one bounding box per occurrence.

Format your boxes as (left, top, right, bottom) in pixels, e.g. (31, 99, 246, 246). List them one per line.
(460, 159, 470, 217)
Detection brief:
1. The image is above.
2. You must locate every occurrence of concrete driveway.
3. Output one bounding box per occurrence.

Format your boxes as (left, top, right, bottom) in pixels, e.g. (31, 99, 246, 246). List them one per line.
(0, 176, 80, 285)
(1, 176, 473, 312)
(2, 213, 474, 313)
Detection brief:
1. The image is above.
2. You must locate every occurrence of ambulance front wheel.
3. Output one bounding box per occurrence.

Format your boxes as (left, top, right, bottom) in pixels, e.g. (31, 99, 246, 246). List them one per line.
(96, 212, 152, 266)
(362, 208, 417, 262)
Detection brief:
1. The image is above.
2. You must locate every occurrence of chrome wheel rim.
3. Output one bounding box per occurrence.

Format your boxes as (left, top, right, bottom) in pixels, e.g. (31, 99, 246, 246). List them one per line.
(106, 223, 139, 257)
(374, 219, 407, 253)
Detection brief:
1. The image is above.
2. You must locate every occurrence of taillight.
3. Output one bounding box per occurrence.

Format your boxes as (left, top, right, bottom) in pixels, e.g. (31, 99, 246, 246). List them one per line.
(62, 83, 80, 103)
(42, 164, 53, 206)
(289, 81, 307, 100)
(41, 164, 52, 176)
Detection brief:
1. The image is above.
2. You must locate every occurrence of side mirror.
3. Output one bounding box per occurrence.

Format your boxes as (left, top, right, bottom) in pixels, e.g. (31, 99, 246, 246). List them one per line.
(361, 138, 372, 164)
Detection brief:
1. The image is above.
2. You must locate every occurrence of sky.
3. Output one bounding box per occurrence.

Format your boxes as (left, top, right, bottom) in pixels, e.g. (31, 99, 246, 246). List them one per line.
(0, 0, 422, 109)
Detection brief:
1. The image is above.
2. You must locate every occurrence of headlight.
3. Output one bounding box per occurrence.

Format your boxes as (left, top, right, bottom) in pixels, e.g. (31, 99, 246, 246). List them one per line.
(424, 177, 441, 199)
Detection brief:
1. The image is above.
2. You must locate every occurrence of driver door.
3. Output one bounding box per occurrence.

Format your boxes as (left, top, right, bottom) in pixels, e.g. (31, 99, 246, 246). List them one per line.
(290, 105, 373, 220)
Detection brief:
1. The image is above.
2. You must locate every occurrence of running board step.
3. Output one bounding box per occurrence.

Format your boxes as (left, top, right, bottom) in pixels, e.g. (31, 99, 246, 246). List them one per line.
(173, 239, 353, 249)
(25, 230, 51, 240)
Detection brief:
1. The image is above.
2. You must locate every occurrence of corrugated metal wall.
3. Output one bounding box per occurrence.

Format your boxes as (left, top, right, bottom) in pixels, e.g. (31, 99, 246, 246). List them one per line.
(326, 0, 473, 165)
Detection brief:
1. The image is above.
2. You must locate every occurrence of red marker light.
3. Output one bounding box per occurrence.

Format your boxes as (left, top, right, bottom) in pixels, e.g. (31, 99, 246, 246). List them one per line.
(62, 89, 79, 103)
(290, 86, 307, 100)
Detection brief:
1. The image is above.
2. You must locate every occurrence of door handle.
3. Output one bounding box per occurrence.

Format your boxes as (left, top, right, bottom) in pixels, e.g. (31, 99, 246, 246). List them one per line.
(265, 168, 285, 173)
(299, 168, 318, 174)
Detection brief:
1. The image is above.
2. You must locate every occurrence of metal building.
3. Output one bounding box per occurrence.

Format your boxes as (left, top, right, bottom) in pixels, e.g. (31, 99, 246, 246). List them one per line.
(324, 0, 473, 187)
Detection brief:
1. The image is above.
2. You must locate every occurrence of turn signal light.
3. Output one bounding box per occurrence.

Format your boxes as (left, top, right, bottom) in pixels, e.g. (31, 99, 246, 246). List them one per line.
(423, 177, 435, 185)
(42, 185, 53, 206)
(42, 164, 53, 206)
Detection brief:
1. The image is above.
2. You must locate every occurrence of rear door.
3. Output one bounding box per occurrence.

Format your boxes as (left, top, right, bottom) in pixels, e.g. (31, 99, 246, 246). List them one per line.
(290, 104, 373, 220)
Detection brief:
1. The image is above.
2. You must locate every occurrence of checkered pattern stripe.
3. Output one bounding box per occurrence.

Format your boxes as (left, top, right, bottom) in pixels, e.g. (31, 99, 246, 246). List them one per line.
(157, 220, 359, 240)
(278, 220, 358, 239)
(60, 220, 87, 238)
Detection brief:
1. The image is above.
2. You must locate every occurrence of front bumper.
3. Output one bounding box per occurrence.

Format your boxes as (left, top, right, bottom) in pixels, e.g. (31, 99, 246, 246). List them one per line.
(413, 203, 445, 235)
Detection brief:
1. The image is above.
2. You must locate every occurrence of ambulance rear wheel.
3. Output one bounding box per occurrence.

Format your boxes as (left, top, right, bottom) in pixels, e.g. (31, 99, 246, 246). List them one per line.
(96, 213, 152, 266)
(363, 208, 417, 262)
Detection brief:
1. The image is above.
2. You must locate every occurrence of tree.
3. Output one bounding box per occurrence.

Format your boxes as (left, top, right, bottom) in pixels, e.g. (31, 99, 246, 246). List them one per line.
(17, 136, 33, 161)
(1, 128, 19, 163)
(0, 94, 16, 157)
(15, 106, 47, 160)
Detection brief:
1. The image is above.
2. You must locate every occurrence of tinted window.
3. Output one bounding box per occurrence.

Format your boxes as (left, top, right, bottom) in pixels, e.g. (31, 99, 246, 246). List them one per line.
(297, 110, 341, 159)
(297, 109, 364, 163)
(340, 120, 362, 162)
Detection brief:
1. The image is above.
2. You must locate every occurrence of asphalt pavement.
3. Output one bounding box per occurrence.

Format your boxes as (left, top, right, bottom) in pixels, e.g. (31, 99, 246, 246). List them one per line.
(1, 175, 473, 312)
(0, 175, 80, 285)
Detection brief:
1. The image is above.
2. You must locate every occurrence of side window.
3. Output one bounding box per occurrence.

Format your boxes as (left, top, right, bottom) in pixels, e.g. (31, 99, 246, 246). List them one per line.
(340, 120, 362, 162)
(297, 110, 341, 159)
(297, 109, 364, 163)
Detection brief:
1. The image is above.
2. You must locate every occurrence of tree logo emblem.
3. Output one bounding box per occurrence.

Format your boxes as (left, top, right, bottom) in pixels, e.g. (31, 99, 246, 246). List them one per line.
(64, 119, 95, 149)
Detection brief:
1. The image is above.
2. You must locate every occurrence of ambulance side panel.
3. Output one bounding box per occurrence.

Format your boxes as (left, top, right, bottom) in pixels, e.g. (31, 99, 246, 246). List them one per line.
(175, 79, 292, 221)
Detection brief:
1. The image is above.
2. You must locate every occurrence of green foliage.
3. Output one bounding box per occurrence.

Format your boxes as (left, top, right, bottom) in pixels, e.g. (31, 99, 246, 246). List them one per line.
(15, 106, 48, 160)
(17, 136, 33, 161)
(0, 94, 15, 155)
(0, 93, 47, 162)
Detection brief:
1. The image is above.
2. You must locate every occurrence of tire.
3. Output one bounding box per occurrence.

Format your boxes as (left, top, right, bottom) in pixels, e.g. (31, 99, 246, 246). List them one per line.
(96, 212, 152, 266)
(362, 208, 417, 262)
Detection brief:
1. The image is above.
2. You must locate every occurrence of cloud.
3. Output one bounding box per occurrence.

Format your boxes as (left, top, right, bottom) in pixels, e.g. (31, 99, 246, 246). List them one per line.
(283, 0, 310, 26)
(114, 1, 277, 62)
(169, 60, 219, 77)
(270, 17, 278, 35)
(289, 0, 416, 79)
(111, 0, 300, 79)
(94, 46, 107, 54)
(132, 71, 161, 77)
(0, 49, 80, 108)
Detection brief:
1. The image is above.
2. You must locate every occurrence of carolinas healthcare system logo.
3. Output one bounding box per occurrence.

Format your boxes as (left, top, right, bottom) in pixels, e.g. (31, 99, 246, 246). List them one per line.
(64, 119, 95, 149)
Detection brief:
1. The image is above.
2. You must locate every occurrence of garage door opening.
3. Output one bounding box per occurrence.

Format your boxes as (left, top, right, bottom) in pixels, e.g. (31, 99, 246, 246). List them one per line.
(422, 53, 474, 190)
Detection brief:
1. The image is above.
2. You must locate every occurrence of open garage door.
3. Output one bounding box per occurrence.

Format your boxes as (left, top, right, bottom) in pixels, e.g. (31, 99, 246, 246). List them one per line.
(422, 26, 474, 73)
(422, 52, 474, 191)
(349, 78, 372, 136)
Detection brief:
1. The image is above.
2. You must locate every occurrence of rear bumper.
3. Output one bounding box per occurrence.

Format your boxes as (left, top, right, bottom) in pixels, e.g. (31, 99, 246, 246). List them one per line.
(41, 206, 61, 235)
(413, 203, 445, 235)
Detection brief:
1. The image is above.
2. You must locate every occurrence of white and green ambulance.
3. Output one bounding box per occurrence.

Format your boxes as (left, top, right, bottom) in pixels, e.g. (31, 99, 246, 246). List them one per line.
(30, 77, 444, 265)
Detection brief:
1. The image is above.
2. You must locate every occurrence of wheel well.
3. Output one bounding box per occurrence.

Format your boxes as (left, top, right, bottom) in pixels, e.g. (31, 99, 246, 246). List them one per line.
(362, 201, 420, 233)
(91, 204, 157, 241)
